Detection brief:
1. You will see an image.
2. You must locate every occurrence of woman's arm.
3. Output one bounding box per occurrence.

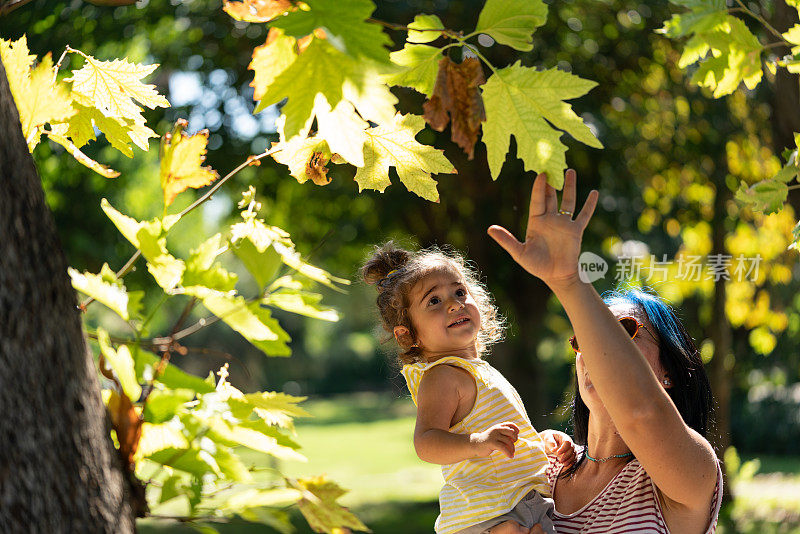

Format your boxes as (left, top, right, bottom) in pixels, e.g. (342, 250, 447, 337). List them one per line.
(488, 170, 717, 510)
(413, 364, 519, 464)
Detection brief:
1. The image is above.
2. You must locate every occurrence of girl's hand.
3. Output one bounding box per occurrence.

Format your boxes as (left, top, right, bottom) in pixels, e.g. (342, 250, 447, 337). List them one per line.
(470, 422, 519, 459)
(542, 429, 577, 467)
(487, 169, 598, 291)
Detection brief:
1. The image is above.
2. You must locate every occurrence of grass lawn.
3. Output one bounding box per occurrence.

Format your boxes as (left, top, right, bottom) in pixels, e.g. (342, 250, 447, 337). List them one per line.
(140, 392, 800, 533)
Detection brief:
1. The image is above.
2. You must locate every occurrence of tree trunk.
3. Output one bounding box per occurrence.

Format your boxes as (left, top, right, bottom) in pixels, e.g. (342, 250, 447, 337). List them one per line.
(708, 170, 733, 502)
(0, 58, 134, 532)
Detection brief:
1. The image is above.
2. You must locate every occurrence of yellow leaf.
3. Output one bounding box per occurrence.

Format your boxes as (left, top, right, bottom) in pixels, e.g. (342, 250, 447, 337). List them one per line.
(0, 36, 74, 151)
(159, 119, 219, 207)
(249, 28, 298, 100)
(354, 113, 456, 202)
(68, 52, 169, 120)
(48, 125, 120, 178)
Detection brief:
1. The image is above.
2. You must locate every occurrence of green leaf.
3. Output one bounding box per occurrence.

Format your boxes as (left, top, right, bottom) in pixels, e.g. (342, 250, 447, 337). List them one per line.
(97, 328, 142, 402)
(269, 0, 391, 63)
(101, 199, 185, 290)
(65, 102, 150, 157)
(182, 233, 238, 294)
(137, 422, 190, 458)
(407, 14, 445, 44)
(314, 98, 369, 167)
(229, 391, 310, 432)
(290, 476, 371, 533)
(206, 417, 307, 461)
(143, 388, 195, 424)
(232, 236, 282, 291)
(232, 218, 348, 290)
(148, 447, 220, 478)
(213, 444, 253, 482)
(382, 44, 442, 97)
(263, 288, 339, 321)
(735, 179, 788, 214)
(250, 28, 298, 101)
(689, 17, 763, 97)
(69, 262, 130, 320)
(659, 2, 728, 38)
(220, 488, 302, 514)
(772, 164, 799, 184)
(159, 474, 186, 503)
(474, 0, 547, 51)
(354, 113, 457, 202)
(482, 64, 602, 186)
(201, 294, 291, 357)
(255, 37, 396, 141)
(134, 348, 215, 394)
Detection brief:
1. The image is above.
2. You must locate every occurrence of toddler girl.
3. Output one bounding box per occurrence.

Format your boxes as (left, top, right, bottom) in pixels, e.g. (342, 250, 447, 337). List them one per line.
(362, 243, 573, 534)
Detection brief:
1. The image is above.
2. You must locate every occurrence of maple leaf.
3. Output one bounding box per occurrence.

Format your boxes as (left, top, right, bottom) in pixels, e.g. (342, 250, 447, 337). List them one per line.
(481, 63, 602, 187)
(354, 113, 456, 202)
(255, 36, 396, 141)
(0, 36, 74, 151)
(159, 119, 219, 207)
(250, 28, 299, 101)
(660, 3, 762, 97)
(382, 43, 442, 97)
(407, 14, 445, 44)
(65, 102, 148, 157)
(423, 57, 486, 160)
(68, 51, 170, 120)
(48, 124, 121, 178)
(289, 476, 371, 534)
(474, 0, 548, 51)
(272, 136, 334, 185)
(270, 0, 391, 64)
(223, 0, 296, 22)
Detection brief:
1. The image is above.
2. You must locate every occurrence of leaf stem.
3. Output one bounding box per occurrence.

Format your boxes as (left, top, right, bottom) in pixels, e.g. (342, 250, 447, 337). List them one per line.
(366, 17, 462, 40)
(176, 146, 281, 219)
(82, 146, 280, 311)
(461, 42, 498, 75)
(52, 47, 70, 85)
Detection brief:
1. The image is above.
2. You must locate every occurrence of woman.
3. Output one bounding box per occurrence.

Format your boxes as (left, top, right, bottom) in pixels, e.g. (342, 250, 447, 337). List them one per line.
(488, 170, 722, 533)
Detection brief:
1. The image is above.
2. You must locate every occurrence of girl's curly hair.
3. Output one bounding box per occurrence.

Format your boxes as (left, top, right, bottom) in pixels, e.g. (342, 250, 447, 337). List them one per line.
(361, 241, 505, 365)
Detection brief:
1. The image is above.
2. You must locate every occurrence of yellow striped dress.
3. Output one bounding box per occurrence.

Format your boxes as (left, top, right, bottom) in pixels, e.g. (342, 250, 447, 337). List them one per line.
(402, 356, 550, 534)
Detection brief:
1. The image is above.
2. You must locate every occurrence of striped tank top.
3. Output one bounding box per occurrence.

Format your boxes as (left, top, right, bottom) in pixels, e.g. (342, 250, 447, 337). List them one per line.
(402, 356, 550, 534)
(547, 457, 723, 533)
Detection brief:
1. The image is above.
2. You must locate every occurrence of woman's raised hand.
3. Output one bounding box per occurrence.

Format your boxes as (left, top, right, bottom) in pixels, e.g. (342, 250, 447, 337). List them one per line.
(488, 169, 598, 290)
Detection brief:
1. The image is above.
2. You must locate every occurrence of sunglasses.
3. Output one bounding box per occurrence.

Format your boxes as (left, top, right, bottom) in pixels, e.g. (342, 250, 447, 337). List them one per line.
(569, 316, 654, 353)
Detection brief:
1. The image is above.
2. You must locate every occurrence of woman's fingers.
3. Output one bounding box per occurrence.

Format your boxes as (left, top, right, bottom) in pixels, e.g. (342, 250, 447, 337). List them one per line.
(575, 189, 599, 230)
(545, 182, 558, 213)
(529, 173, 548, 218)
(560, 168, 577, 215)
(487, 225, 524, 259)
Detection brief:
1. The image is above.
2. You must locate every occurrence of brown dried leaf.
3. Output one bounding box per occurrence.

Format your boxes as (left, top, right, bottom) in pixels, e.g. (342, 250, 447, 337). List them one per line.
(223, 0, 296, 22)
(306, 152, 331, 186)
(422, 57, 487, 160)
(108, 390, 143, 469)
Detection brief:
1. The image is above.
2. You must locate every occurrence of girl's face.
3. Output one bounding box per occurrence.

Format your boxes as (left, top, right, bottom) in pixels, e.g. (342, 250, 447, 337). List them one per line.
(576, 303, 666, 413)
(404, 269, 481, 358)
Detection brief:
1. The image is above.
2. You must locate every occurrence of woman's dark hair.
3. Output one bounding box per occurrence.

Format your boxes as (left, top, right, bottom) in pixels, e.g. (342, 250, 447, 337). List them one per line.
(561, 285, 714, 478)
(361, 241, 505, 365)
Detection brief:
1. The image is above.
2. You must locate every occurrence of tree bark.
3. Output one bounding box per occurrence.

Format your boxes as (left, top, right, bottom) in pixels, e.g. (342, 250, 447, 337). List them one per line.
(708, 170, 733, 502)
(0, 58, 134, 532)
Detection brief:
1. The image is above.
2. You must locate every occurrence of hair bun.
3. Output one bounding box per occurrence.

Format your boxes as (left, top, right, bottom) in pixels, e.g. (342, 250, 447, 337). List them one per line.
(361, 241, 411, 287)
